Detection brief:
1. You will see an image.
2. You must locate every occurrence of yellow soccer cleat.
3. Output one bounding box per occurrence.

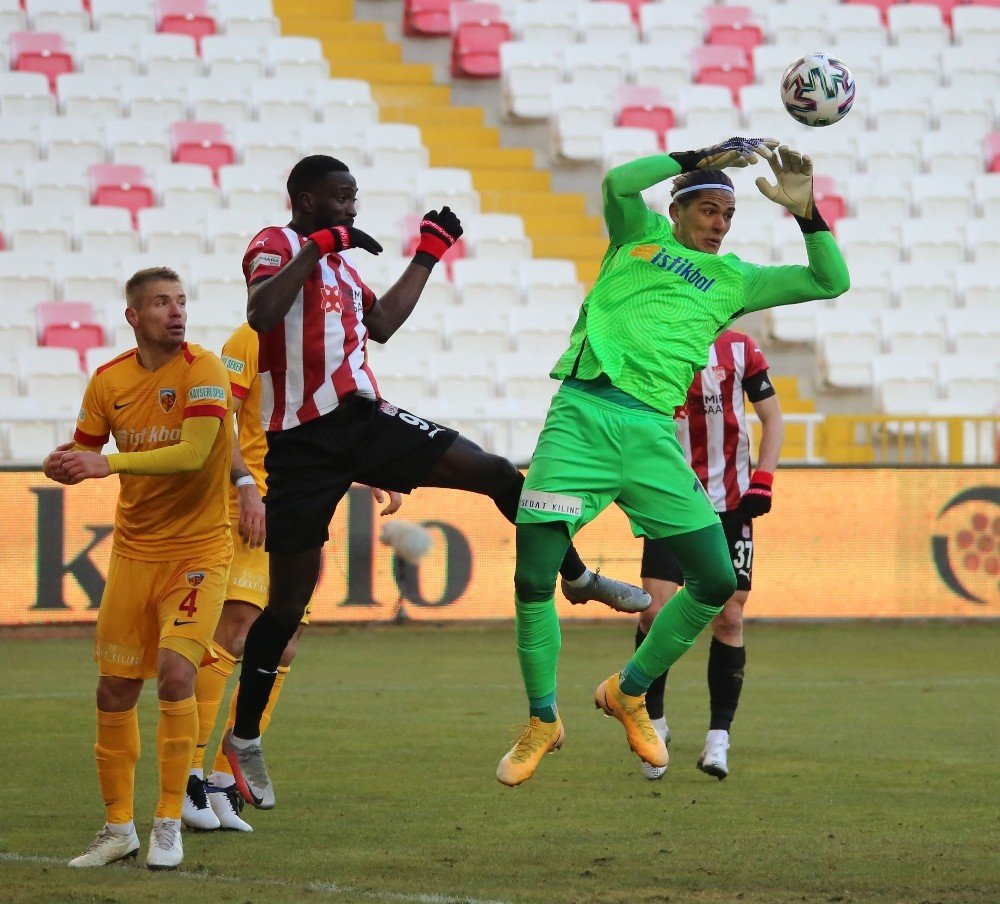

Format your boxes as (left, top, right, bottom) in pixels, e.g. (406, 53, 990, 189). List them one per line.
(595, 672, 668, 769)
(496, 716, 565, 787)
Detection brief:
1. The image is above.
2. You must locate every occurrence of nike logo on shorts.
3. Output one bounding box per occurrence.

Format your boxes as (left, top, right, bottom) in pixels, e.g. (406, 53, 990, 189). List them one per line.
(113, 401, 131, 410)
(173, 619, 196, 626)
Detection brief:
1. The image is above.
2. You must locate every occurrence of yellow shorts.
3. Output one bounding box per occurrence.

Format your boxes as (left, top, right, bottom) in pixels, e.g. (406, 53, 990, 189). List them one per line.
(95, 551, 231, 680)
(225, 525, 311, 625)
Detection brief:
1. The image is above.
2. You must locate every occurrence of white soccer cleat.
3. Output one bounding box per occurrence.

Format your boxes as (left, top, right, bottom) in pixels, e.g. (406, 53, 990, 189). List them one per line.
(68, 824, 139, 867)
(697, 729, 730, 780)
(223, 730, 275, 809)
(641, 723, 672, 781)
(182, 774, 221, 831)
(561, 571, 651, 614)
(146, 817, 183, 870)
(207, 778, 253, 832)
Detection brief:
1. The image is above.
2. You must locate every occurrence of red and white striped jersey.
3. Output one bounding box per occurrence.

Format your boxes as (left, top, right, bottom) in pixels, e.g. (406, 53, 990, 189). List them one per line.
(242, 226, 380, 432)
(675, 330, 773, 513)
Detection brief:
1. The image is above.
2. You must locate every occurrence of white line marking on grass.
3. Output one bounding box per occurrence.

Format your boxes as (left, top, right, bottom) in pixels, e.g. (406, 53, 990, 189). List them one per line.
(0, 852, 510, 904)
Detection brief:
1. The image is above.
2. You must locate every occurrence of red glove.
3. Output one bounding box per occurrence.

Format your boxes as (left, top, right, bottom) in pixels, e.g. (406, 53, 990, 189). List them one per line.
(412, 206, 463, 268)
(738, 470, 773, 519)
(309, 225, 383, 256)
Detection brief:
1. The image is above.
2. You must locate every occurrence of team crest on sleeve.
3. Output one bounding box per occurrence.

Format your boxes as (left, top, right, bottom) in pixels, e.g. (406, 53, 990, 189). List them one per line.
(379, 401, 399, 416)
(159, 388, 177, 412)
(185, 571, 206, 587)
(78, 406, 86, 422)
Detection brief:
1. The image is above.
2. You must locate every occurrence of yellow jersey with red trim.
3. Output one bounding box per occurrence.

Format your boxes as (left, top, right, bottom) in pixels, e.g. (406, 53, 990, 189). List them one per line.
(221, 323, 266, 521)
(74, 343, 233, 561)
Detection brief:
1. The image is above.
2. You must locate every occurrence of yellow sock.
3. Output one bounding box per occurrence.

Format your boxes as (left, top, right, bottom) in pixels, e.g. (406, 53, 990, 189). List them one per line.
(260, 665, 290, 735)
(192, 646, 237, 772)
(210, 665, 291, 777)
(155, 696, 198, 820)
(95, 707, 140, 826)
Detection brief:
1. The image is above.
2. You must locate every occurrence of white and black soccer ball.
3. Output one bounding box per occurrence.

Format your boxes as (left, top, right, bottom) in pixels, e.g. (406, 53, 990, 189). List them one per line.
(780, 52, 856, 127)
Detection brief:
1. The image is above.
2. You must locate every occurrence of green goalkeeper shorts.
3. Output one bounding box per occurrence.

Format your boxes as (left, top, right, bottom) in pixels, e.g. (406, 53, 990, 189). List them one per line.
(517, 381, 720, 540)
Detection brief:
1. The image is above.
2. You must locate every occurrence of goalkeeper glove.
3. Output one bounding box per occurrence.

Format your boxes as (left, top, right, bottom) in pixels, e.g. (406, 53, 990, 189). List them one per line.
(738, 470, 773, 519)
(412, 206, 463, 270)
(755, 145, 814, 218)
(309, 225, 383, 256)
(670, 137, 779, 173)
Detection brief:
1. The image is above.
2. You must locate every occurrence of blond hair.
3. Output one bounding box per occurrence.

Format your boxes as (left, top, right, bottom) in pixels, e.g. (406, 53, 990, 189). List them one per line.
(125, 267, 182, 309)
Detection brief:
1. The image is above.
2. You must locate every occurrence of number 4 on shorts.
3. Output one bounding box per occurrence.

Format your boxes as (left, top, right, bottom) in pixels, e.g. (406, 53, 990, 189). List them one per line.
(178, 589, 198, 617)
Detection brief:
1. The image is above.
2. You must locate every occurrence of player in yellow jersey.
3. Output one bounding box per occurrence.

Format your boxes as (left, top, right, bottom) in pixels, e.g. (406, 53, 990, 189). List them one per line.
(181, 322, 402, 832)
(42, 267, 233, 871)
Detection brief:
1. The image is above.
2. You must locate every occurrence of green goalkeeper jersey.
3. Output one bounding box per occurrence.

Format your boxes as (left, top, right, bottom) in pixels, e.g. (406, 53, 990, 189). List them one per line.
(552, 154, 851, 414)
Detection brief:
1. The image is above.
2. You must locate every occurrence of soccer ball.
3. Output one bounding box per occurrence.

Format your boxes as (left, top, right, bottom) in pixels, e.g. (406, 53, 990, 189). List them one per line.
(780, 52, 856, 127)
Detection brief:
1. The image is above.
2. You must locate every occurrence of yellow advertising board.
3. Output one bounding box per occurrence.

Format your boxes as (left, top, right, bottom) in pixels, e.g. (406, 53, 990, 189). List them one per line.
(1, 468, 997, 625)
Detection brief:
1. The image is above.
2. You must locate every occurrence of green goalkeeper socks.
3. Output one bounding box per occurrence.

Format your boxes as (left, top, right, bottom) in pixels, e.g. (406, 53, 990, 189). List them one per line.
(515, 596, 562, 720)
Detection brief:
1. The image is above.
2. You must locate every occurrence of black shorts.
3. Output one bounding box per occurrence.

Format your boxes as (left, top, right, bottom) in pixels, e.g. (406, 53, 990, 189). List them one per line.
(263, 396, 458, 554)
(641, 510, 755, 591)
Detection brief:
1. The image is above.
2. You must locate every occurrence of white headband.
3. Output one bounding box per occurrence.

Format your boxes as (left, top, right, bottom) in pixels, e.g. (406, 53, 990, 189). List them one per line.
(672, 182, 735, 200)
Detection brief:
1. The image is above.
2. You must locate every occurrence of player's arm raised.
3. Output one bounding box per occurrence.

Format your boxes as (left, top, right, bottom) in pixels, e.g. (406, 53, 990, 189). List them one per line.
(603, 137, 779, 244)
(742, 145, 851, 312)
(364, 207, 463, 343)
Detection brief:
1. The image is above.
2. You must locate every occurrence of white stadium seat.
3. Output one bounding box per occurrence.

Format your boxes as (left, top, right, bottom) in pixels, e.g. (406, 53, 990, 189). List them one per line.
(201, 35, 268, 82)
(952, 6, 1000, 51)
(218, 0, 278, 38)
(500, 42, 565, 120)
(137, 33, 200, 80)
(414, 168, 480, 214)
(0, 72, 57, 117)
(452, 259, 522, 308)
(577, 2, 635, 46)
(73, 207, 138, 256)
(22, 162, 90, 208)
(90, 0, 155, 33)
(74, 32, 140, 78)
(266, 36, 328, 80)
(462, 213, 532, 260)
(515, 1, 577, 45)
(886, 4, 949, 50)
(27, 0, 90, 35)
(106, 118, 171, 168)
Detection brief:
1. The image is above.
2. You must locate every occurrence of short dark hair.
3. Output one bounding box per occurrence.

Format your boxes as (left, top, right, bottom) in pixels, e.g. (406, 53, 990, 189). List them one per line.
(125, 266, 181, 309)
(670, 169, 735, 207)
(287, 154, 350, 204)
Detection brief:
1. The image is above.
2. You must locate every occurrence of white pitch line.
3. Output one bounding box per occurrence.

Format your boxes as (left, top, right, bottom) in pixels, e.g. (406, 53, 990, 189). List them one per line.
(0, 851, 510, 904)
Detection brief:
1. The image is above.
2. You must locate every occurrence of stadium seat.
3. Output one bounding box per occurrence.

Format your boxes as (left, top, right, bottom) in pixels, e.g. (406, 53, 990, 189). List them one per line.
(551, 84, 614, 160)
(73, 206, 138, 255)
(463, 213, 531, 260)
(89, 163, 154, 226)
(910, 174, 975, 221)
(56, 253, 122, 306)
(674, 85, 741, 132)
(298, 122, 366, 171)
(0, 397, 78, 462)
(231, 122, 299, 170)
(252, 78, 316, 127)
(879, 308, 947, 357)
(106, 118, 172, 168)
(451, 20, 510, 78)
(218, 164, 287, 218)
(639, 3, 703, 51)
(0, 0, 26, 35)
(187, 254, 249, 313)
(2, 205, 74, 254)
(201, 34, 267, 81)
(366, 123, 428, 170)
(837, 217, 902, 269)
(851, 176, 911, 224)
(206, 208, 273, 257)
(314, 79, 377, 131)
(866, 86, 931, 137)
(38, 116, 106, 169)
(217, 0, 277, 38)
(577, 1, 636, 45)
(887, 3, 949, 48)
(57, 71, 125, 117)
(514, 262, 582, 310)
(152, 162, 220, 213)
(500, 42, 565, 119)
(25, 0, 90, 34)
(414, 167, 480, 213)
(404, 0, 453, 37)
(922, 132, 982, 177)
(952, 5, 1000, 50)
(615, 85, 674, 146)
(19, 346, 86, 398)
(766, 6, 828, 47)
(10, 31, 74, 91)
(956, 264, 1000, 312)
(705, 6, 764, 52)
(0, 119, 40, 173)
(878, 46, 943, 94)
(872, 356, 938, 415)
(452, 259, 522, 308)
(119, 75, 188, 121)
(602, 126, 659, 170)
(966, 220, 1000, 264)
(170, 120, 235, 179)
(0, 170, 22, 208)
(986, 133, 1000, 173)
(138, 206, 206, 257)
(629, 45, 690, 96)
(855, 133, 922, 178)
(83, 344, 131, 375)
(514, 1, 577, 44)
(0, 356, 22, 394)
(692, 45, 753, 101)
(36, 301, 105, 367)
(188, 78, 253, 127)
(946, 308, 1000, 357)
(563, 43, 629, 97)
(137, 33, 200, 79)
(0, 252, 55, 308)
(266, 35, 328, 80)
(0, 71, 55, 117)
(825, 3, 887, 46)
(901, 220, 966, 266)
(932, 88, 993, 139)
(90, 0, 155, 33)
(973, 175, 1000, 218)
(815, 311, 881, 388)
(156, 0, 216, 50)
(451, 2, 504, 29)
(22, 162, 89, 208)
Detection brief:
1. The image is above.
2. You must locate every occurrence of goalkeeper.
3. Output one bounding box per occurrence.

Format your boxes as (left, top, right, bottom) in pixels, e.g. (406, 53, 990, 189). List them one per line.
(497, 138, 850, 786)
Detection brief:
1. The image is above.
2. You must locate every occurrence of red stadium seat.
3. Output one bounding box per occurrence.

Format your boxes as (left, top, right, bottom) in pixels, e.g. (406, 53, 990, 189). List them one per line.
(986, 133, 1000, 172)
(615, 86, 674, 149)
(156, 0, 216, 51)
(37, 302, 106, 369)
(704, 6, 764, 52)
(9, 32, 73, 92)
(451, 2, 503, 28)
(89, 164, 155, 227)
(450, 20, 510, 78)
(403, 0, 453, 36)
(170, 121, 235, 181)
(968, 0, 1000, 6)
(692, 46, 752, 103)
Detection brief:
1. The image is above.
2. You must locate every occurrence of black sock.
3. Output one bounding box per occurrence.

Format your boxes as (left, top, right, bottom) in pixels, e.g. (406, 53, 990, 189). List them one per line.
(635, 625, 668, 720)
(707, 636, 746, 732)
(233, 608, 298, 740)
(497, 469, 586, 581)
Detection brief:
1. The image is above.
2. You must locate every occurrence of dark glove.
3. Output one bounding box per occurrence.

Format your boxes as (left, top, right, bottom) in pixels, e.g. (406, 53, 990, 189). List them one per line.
(309, 225, 383, 256)
(412, 206, 463, 269)
(670, 137, 779, 173)
(737, 470, 773, 519)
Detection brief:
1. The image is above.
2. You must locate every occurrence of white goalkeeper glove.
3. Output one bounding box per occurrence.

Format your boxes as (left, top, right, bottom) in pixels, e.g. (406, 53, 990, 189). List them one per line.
(755, 144, 815, 218)
(672, 137, 779, 172)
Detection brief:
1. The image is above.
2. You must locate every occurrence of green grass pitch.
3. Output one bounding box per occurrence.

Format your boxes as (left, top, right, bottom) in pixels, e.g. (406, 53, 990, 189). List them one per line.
(1, 621, 997, 904)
